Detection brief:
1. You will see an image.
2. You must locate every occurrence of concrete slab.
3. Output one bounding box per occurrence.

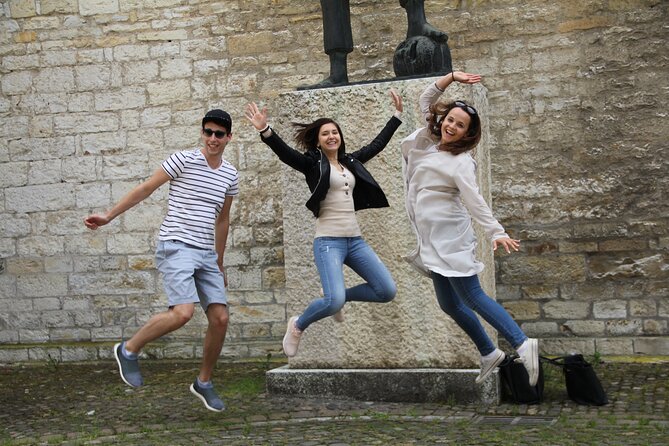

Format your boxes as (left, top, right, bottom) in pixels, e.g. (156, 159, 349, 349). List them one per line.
(266, 365, 500, 405)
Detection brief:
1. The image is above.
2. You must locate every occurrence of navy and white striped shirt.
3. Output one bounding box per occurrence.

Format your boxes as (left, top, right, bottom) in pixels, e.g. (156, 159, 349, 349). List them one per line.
(159, 149, 239, 249)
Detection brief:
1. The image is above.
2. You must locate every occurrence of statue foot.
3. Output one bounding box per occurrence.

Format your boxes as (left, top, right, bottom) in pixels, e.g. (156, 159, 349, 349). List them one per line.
(301, 74, 349, 90)
(410, 23, 448, 43)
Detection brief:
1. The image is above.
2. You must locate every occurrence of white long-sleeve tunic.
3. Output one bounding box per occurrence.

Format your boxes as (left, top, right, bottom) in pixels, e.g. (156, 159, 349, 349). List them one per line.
(400, 83, 508, 277)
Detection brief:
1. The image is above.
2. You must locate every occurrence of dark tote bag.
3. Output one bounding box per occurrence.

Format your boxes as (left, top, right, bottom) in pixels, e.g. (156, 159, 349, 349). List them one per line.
(544, 354, 609, 406)
(498, 355, 544, 405)
(561, 354, 608, 406)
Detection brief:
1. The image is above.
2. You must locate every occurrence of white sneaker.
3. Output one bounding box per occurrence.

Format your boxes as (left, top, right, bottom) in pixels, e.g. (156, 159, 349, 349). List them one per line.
(475, 348, 505, 384)
(515, 338, 539, 386)
(333, 308, 345, 322)
(282, 316, 302, 357)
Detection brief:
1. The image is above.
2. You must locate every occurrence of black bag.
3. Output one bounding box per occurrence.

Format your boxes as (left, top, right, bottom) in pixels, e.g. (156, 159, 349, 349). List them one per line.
(562, 354, 608, 405)
(498, 354, 544, 404)
(544, 354, 608, 406)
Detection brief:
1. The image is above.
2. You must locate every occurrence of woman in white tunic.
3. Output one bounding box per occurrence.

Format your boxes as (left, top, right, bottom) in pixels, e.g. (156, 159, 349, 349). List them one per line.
(401, 72, 539, 386)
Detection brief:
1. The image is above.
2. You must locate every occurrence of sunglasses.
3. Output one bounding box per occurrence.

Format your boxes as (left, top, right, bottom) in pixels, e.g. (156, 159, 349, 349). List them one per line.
(203, 128, 228, 139)
(453, 101, 478, 116)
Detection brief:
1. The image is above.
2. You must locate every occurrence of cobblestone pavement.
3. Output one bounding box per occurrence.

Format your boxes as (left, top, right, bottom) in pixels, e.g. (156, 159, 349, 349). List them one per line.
(1, 357, 667, 445)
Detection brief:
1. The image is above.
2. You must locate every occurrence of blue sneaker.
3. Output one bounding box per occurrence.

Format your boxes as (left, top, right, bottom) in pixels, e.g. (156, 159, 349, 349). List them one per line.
(190, 380, 225, 412)
(113, 342, 143, 387)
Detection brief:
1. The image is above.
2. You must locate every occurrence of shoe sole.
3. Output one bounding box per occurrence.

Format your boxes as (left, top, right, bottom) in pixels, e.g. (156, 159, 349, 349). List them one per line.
(528, 339, 539, 387)
(113, 342, 140, 388)
(189, 384, 225, 412)
(282, 317, 297, 357)
(475, 351, 506, 384)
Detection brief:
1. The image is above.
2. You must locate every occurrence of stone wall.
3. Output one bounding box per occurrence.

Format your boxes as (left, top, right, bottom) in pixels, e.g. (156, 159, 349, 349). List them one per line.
(0, 0, 667, 362)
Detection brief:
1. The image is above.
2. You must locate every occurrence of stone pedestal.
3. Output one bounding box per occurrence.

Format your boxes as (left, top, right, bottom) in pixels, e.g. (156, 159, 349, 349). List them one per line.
(265, 78, 499, 403)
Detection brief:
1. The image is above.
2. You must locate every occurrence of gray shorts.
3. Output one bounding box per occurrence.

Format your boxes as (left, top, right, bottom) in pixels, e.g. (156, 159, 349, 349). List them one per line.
(155, 240, 227, 310)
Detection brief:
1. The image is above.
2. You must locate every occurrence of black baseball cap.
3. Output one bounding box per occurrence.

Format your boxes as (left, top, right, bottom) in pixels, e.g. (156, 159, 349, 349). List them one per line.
(202, 109, 232, 131)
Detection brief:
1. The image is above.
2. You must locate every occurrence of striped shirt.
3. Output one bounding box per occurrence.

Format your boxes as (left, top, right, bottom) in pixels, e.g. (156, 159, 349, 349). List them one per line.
(159, 149, 239, 249)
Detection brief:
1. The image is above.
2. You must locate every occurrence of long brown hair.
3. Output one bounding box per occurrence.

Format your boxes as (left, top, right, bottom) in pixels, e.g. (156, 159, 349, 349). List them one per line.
(293, 118, 346, 158)
(428, 101, 481, 155)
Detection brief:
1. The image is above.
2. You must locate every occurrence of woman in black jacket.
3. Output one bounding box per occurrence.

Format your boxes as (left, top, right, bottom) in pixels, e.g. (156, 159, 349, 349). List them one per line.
(245, 90, 403, 357)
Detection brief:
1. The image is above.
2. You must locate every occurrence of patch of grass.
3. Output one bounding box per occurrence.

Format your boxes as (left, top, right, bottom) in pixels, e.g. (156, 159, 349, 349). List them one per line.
(369, 411, 390, 421)
(223, 375, 264, 396)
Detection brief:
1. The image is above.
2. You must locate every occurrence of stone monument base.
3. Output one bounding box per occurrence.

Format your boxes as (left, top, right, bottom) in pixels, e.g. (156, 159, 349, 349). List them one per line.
(266, 366, 500, 405)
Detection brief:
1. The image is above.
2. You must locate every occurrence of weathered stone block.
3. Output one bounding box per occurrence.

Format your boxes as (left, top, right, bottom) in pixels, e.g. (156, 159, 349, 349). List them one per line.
(158, 59, 192, 79)
(643, 320, 667, 336)
(0, 349, 30, 362)
(9, 136, 75, 161)
(91, 326, 122, 340)
(1, 70, 33, 95)
(230, 304, 286, 324)
(499, 255, 586, 285)
(596, 338, 633, 355)
(630, 299, 657, 317)
(593, 300, 627, 319)
(8, 0, 37, 18)
(112, 44, 150, 62)
(0, 330, 19, 343)
(33, 297, 62, 310)
(27, 159, 62, 185)
(60, 346, 98, 361)
(79, 0, 119, 16)
(54, 112, 119, 135)
(69, 271, 154, 295)
(33, 67, 76, 93)
(0, 214, 31, 238)
(606, 319, 642, 336)
(503, 301, 541, 320)
(239, 291, 275, 305)
(0, 116, 30, 139)
(137, 30, 188, 42)
(41, 0, 78, 14)
(262, 267, 285, 289)
(226, 267, 263, 291)
(95, 87, 146, 111)
(101, 154, 149, 180)
(6, 184, 75, 213)
(589, 253, 667, 279)
(17, 236, 65, 257)
(63, 235, 107, 255)
(146, 79, 190, 105)
(520, 285, 558, 300)
(543, 300, 591, 319)
(1, 54, 39, 71)
(561, 320, 606, 336)
(17, 274, 68, 298)
(561, 281, 617, 301)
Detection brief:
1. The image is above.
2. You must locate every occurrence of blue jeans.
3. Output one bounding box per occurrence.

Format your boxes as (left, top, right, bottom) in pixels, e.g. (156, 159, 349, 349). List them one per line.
(432, 273, 526, 355)
(296, 236, 396, 330)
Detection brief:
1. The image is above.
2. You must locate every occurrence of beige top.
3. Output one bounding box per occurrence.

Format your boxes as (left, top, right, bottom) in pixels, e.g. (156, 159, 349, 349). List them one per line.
(400, 83, 508, 277)
(315, 165, 361, 238)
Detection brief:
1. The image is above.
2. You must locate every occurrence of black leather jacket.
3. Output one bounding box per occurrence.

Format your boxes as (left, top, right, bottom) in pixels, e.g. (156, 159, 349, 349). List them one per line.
(260, 116, 402, 217)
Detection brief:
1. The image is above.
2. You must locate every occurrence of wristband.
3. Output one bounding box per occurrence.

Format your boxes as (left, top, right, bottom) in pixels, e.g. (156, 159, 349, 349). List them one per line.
(259, 124, 270, 134)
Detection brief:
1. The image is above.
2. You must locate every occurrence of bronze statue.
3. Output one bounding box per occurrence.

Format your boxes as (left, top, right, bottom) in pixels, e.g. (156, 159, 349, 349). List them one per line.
(310, 0, 451, 88)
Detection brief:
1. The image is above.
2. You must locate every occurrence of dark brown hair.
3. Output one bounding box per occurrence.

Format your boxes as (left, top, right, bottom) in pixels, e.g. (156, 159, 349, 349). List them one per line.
(428, 101, 481, 155)
(293, 118, 346, 158)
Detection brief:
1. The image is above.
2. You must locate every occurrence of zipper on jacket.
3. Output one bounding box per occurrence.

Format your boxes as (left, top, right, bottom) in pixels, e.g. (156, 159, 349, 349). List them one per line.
(308, 149, 328, 205)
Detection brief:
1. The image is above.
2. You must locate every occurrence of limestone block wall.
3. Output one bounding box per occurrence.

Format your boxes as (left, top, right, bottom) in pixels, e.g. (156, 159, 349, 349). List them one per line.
(0, 0, 667, 362)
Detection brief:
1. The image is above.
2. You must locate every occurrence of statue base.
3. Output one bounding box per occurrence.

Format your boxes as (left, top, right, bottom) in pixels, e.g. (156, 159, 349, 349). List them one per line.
(266, 366, 500, 404)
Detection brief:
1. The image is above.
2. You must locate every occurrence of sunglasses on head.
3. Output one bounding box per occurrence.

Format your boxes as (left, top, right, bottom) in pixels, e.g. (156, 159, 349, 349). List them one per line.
(203, 128, 228, 138)
(453, 101, 478, 116)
